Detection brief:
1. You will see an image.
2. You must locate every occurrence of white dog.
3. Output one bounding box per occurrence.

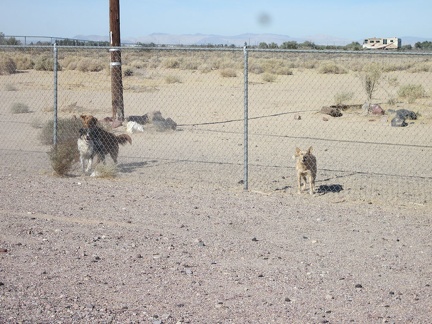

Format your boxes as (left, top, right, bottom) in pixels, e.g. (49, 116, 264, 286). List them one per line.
(77, 128, 95, 174)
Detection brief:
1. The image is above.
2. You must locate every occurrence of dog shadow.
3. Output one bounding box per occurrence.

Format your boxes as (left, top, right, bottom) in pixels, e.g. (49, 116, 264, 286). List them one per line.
(117, 161, 149, 173)
(316, 184, 343, 194)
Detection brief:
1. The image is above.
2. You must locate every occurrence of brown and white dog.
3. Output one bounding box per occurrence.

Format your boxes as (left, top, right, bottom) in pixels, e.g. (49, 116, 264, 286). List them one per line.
(80, 114, 132, 164)
(294, 146, 317, 195)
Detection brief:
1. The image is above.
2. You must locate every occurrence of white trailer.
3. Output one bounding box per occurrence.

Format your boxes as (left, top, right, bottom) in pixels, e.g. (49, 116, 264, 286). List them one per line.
(362, 37, 401, 49)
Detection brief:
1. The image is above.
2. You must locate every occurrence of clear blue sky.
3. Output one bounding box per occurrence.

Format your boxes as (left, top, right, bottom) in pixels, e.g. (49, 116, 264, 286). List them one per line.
(1, 0, 430, 41)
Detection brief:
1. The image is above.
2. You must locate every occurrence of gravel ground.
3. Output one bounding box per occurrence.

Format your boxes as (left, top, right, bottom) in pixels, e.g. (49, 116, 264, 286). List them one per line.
(0, 172, 431, 323)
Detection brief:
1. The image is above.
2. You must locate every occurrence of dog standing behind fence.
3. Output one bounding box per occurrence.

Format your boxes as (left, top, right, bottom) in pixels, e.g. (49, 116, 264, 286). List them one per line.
(294, 146, 317, 195)
(80, 114, 132, 164)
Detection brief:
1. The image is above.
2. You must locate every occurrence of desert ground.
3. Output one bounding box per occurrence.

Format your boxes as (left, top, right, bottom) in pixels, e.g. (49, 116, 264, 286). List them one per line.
(1, 48, 431, 322)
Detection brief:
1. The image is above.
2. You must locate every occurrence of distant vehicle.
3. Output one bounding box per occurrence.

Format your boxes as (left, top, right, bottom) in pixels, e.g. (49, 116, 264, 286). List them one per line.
(362, 37, 401, 50)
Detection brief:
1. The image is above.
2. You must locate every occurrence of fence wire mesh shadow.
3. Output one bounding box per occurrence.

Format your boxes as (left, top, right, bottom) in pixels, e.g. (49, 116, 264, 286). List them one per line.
(1, 45, 431, 205)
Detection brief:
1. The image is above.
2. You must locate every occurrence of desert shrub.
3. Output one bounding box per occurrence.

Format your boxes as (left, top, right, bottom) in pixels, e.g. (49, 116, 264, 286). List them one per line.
(10, 102, 30, 114)
(302, 60, 319, 69)
(249, 63, 264, 74)
(130, 59, 147, 69)
(408, 63, 431, 73)
(165, 75, 181, 84)
(77, 58, 103, 72)
(162, 57, 180, 69)
(274, 67, 293, 75)
(48, 141, 78, 176)
(220, 68, 237, 78)
(382, 62, 413, 72)
(361, 63, 382, 102)
(262, 73, 276, 82)
(34, 56, 61, 71)
(61, 56, 78, 70)
(39, 117, 82, 146)
(318, 61, 347, 74)
(198, 63, 212, 73)
(334, 92, 354, 105)
(0, 56, 17, 75)
(148, 56, 161, 68)
(14, 55, 34, 70)
(180, 58, 199, 70)
(398, 84, 426, 103)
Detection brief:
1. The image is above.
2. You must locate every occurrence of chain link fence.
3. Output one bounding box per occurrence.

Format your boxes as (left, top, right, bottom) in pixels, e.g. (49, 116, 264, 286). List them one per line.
(1, 45, 431, 205)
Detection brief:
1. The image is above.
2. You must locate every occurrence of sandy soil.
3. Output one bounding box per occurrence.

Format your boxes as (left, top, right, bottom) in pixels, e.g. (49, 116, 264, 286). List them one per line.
(1, 171, 431, 323)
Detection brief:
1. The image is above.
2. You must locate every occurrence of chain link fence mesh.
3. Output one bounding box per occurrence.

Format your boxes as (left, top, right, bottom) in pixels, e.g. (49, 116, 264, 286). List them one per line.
(1, 46, 431, 205)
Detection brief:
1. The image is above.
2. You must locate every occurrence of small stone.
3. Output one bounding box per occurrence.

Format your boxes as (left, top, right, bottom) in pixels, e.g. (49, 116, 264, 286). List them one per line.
(251, 237, 258, 242)
(355, 284, 363, 289)
(284, 297, 291, 302)
(0, 248, 7, 253)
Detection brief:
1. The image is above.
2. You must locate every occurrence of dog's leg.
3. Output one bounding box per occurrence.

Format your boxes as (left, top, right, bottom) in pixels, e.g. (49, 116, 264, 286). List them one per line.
(80, 156, 85, 174)
(301, 174, 307, 192)
(85, 157, 93, 174)
(308, 173, 315, 195)
(297, 173, 303, 194)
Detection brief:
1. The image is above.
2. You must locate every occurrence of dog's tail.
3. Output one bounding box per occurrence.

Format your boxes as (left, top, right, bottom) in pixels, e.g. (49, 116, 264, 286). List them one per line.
(116, 134, 132, 145)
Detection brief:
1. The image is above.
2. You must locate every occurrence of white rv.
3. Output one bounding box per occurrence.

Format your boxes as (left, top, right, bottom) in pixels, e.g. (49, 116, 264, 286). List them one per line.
(362, 37, 401, 50)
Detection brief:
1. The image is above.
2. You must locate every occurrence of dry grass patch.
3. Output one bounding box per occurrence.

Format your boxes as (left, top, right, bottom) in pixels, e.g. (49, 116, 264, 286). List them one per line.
(10, 102, 30, 114)
(165, 75, 181, 84)
(220, 68, 237, 78)
(48, 141, 78, 176)
(0, 56, 17, 75)
(398, 84, 426, 103)
(318, 61, 347, 74)
(262, 73, 276, 83)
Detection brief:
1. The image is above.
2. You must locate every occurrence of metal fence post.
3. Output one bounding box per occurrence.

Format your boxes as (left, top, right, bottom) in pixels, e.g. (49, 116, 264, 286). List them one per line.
(53, 42, 58, 146)
(243, 43, 249, 191)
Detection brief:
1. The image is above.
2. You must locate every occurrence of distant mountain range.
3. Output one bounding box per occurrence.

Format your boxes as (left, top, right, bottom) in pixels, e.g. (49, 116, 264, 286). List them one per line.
(74, 33, 432, 47)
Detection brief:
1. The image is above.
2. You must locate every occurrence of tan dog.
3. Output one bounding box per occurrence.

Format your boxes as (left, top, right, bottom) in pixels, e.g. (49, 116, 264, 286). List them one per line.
(80, 115, 132, 164)
(294, 146, 317, 195)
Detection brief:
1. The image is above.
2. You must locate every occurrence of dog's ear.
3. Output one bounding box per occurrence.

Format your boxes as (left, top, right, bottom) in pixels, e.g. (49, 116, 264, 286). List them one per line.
(80, 115, 86, 121)
(307, 146, 313, 154)
(295, 147, 301, 156)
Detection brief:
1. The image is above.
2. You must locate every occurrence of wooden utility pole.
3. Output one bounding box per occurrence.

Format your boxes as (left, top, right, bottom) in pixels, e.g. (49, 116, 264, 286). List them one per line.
(109, 0, 124, 121)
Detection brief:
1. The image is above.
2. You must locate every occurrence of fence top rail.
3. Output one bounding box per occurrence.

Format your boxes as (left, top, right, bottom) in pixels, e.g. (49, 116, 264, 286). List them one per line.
(1, 44, 432, 56)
